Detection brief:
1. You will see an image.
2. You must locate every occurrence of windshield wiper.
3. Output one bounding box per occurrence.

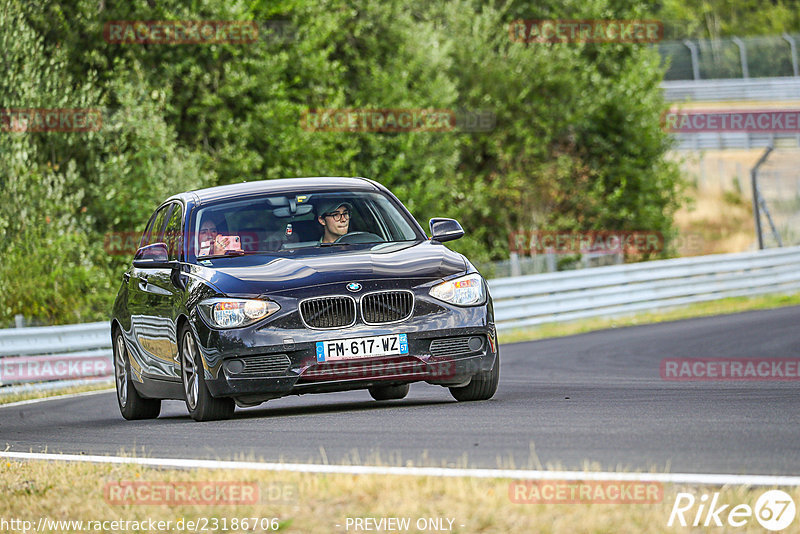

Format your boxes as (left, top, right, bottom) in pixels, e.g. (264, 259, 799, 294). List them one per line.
(199, 250, 248, 259)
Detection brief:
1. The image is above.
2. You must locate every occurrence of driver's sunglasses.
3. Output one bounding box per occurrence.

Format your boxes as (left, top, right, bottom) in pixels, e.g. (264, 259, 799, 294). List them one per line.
(325, 210, 350, 222)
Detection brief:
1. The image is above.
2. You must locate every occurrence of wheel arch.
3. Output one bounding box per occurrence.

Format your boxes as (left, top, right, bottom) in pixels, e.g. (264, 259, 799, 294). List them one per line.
(110, 318, 122, 340)
(176, 313, 191, 340)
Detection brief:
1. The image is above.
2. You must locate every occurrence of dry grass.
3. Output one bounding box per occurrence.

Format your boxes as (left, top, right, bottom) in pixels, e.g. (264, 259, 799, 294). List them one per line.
(668, 147, 800, 256)
(1, 460, 798, 533)
(673, 186, 754, 256)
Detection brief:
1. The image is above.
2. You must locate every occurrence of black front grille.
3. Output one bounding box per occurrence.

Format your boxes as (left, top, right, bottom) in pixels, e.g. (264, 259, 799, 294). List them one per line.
(361, 291, 414, 324)
(430, 336, 483, 358)
(240, 354, 291, 376)
(300, 296, 356, 328)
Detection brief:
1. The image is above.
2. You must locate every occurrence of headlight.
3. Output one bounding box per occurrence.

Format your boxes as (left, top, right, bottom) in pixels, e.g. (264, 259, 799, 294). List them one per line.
(429, 273, 486, 306)
(198, 298, 280, 329)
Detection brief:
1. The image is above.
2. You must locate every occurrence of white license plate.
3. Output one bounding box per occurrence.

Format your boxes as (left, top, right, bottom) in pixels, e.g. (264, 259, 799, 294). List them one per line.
(316, 334, 408, 362)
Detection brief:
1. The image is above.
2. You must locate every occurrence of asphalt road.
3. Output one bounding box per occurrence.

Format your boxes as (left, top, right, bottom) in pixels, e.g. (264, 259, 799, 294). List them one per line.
(2, 306, 799, 475)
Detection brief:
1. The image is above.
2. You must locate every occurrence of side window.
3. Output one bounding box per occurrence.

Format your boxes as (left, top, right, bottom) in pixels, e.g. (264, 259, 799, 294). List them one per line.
(164, 203, 183, 260)
(143, 205, 171, 247)
(139, 217, 155, 250)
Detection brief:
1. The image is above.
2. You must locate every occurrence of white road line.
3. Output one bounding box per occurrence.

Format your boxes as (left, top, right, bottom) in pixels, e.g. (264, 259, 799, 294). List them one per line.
(1, 451, 798, 486)
(0, 388, 114, 408)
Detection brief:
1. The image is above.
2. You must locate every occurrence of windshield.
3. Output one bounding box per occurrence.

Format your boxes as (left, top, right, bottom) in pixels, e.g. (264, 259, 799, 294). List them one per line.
(190, 190, 424, 260)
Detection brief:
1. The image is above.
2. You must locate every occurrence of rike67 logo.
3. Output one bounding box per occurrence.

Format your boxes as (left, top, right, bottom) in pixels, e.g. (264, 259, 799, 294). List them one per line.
(668, 490, 797, 531)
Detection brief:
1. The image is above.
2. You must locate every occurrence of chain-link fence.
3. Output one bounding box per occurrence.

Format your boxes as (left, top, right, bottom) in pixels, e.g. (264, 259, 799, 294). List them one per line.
(658, 35, 800, 80)
(753, 148, 800, 248)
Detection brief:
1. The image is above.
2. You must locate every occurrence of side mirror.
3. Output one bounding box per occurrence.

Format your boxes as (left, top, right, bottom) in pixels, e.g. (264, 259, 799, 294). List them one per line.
(429, 218, 465, 243)
(133, 243, 174, 269)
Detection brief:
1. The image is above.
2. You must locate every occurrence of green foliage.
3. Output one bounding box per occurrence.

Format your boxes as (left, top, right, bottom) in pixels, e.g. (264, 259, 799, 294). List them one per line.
(1, 0, 685, 325)
(0, 0, 111, 325)
(655, 0, 800, 40)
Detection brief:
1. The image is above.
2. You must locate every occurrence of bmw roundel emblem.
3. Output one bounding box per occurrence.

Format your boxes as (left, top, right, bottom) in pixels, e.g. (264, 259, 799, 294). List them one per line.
(346, 282, 362, 292)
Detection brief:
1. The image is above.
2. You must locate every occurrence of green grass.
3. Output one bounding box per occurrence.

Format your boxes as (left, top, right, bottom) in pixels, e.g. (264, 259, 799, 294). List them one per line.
(0, 381, 113, 406)
(499, 292, 800, 344)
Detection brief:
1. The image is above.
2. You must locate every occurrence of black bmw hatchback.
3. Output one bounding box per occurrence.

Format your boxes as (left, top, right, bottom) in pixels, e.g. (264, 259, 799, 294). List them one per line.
(111, 177, 498, 421)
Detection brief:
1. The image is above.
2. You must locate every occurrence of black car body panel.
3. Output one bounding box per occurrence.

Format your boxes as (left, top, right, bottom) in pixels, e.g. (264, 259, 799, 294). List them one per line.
(194, 240, 466, 296)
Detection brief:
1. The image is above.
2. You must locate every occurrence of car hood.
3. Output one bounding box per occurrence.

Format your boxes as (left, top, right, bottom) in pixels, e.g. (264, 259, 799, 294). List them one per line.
(193, 241, 466, 295)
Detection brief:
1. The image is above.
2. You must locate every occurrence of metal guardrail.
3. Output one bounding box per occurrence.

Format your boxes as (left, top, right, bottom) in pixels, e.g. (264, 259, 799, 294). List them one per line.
(2, 246, 800, 392)
(662, 77, 800, 102)
(0, 322, 112, 392)
(489, 246, 800, 331)
(661, 77, 800, 150)
(671, 132, 800, 150)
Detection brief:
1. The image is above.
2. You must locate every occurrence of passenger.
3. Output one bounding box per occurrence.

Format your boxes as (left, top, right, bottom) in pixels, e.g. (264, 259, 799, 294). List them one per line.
(198, 218, 232, 256)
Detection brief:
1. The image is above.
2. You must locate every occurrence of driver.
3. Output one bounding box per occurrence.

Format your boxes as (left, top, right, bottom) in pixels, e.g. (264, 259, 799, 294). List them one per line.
(316, 201, 352, 243)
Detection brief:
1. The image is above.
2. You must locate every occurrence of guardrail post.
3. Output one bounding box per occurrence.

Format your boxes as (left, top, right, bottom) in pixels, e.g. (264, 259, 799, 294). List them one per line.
(683, 40, 701, 80)
(510, 252, 521, 277)
(732, 37, 749, 78)
(783, 33, 799, 77)
(14, 315, 24, 328)
(544, 253, 556, 273)
(751, 146, 773, 249)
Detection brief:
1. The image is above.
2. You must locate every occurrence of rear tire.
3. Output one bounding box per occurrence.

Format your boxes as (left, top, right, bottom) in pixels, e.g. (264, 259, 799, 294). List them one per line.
(180, 325, 235, 421)
(368, 383, 410, 401)
(113, 329, 161, 420)
(449, 353, 499, 402)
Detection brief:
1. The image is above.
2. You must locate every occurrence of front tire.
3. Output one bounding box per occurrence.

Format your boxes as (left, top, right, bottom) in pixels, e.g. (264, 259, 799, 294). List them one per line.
(113, 329, 161, 420)
(180, 325, 234, 421)
(449, 353, 499, 402)
(369, 383, 410, 401)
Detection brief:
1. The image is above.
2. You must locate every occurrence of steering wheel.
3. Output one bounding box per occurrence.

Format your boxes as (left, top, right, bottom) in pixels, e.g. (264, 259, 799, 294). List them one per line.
(333, 232, 384, 244)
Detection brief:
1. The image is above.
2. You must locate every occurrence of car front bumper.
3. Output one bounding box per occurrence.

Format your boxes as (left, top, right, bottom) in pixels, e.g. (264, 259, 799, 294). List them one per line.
(192, 296, 497, 402)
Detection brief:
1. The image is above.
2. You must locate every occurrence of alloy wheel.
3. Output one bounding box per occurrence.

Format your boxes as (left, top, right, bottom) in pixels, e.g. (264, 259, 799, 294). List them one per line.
(182, 331, 199, 410)
(114, 335, 128, 408)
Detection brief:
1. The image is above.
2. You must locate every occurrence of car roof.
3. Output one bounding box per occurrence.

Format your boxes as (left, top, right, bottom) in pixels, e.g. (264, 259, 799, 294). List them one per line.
(171, 177, 380, 205)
